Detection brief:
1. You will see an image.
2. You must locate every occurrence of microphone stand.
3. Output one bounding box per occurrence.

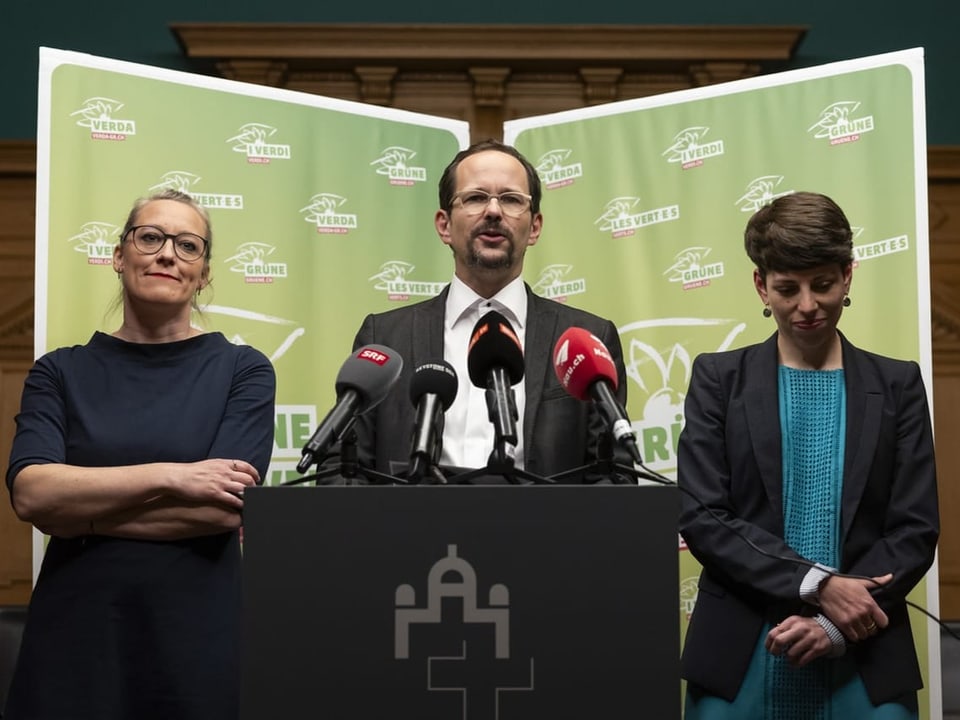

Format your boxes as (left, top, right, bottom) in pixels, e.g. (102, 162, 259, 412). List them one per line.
(403, 458, 450, 485)
(547, 433, 672, 485)
(548, 460, 651, 485)
(446, 458, 554, 485)
(445, 373, 552, 484)
(405, 447, 451, 485)
(404, 429, 550, 485)
(401, 463, 450, 485)
(446, 442, 555, 486)
(404, 404, 449, 485)
(282, 430, 407, 486)
(425, 465, 449, 485)
(484, 369, 522, 470)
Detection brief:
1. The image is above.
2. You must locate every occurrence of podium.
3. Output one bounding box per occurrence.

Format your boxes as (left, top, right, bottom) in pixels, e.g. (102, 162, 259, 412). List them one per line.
(240, 484, 680, 719)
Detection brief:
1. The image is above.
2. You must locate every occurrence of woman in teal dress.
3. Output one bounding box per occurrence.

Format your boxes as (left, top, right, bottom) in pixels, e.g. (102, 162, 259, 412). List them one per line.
(678, 192, 939, 719)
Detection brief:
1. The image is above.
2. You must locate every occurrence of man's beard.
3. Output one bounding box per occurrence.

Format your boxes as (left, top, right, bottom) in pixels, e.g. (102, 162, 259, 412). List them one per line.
(467, 223, 514, 269)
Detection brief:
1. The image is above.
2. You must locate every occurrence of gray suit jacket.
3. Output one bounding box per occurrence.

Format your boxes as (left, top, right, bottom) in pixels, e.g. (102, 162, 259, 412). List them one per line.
(349, 284, 631, 482)
(678, 332, 939, 705)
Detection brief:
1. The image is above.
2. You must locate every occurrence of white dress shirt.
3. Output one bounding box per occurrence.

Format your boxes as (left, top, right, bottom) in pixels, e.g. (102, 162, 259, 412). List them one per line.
(441, 275, 528, 470)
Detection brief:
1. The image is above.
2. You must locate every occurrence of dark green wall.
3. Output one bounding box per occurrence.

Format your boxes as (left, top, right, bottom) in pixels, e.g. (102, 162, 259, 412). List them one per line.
(6, 2, 958, 144)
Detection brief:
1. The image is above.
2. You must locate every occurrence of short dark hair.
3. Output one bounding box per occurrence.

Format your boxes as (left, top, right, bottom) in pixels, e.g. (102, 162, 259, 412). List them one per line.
(437, 139, 541, 214)
(121, 189, 213, 261)
(744, 191, 853, 280)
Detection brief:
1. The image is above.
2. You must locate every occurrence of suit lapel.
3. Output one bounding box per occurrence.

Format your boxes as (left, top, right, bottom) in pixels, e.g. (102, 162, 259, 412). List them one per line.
(522, 290, 558, 450)
(839, 336, 881, 540)
(411, 286, 448, 368)
(744, 334, 785, 521)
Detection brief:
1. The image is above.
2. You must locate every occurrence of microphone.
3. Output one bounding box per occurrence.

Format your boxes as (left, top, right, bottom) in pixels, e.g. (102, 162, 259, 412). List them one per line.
(407, 360, 458, 483)
(553, 327, 643, 465)
(296, 344, 403, 473)
(467, 310, 524, 459)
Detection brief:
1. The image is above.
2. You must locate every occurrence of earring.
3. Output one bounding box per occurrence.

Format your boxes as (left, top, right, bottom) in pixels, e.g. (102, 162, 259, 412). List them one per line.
(843, 295, 851, 307)
(762, 305, 772, 318)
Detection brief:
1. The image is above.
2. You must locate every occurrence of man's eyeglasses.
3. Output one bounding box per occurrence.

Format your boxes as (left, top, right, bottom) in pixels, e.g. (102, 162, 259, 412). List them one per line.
(124, 225, 208, 263)
(452, 190, 532, 218)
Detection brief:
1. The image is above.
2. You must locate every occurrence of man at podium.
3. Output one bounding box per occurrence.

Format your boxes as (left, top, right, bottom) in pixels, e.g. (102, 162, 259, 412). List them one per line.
(347, 140, 633, 484)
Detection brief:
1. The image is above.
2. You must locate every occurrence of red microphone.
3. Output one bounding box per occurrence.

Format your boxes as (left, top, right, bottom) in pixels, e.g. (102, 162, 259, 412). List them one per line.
(553, 327, 642, 464)
(554, 327, 618, 400)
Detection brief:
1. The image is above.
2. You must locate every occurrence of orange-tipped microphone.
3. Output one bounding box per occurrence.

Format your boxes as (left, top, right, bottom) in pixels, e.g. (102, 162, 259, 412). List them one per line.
(467, 310, 524, 459)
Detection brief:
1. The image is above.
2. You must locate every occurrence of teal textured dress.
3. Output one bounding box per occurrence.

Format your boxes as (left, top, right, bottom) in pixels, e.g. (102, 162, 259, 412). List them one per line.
(685, 367, 917, 720)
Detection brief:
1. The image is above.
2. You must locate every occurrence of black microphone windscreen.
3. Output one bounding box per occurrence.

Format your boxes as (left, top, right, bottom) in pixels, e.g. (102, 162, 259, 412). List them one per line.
(409, 360, 458, 410)
(334, 344, 404, 411)
(467, 310, 524, 388)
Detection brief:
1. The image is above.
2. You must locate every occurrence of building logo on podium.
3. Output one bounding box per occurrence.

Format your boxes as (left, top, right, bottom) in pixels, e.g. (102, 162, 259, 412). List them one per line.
(395, 545, 534, 718)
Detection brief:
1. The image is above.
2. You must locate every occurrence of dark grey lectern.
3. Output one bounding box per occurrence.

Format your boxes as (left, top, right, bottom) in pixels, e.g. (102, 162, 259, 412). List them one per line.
(240, 485, 680, 719)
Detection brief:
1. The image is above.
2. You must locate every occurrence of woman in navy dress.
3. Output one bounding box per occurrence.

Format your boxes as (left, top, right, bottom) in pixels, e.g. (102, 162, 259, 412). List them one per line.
(3, 190, 276, 719)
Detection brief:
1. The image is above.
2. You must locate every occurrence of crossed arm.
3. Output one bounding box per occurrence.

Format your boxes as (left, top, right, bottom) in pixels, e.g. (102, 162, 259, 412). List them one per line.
(11, 459, 260, 540)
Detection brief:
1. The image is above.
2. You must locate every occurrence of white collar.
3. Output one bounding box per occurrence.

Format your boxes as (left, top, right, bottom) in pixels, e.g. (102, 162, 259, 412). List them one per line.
(445, 275, 528, 332)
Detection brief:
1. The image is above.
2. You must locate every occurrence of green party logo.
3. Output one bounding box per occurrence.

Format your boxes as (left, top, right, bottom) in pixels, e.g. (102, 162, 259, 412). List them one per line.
(735, 177, 793, 214)
(69, 96, 136, 141)
(225, 242, 288, 284)
(370, 147, 428, 186)
(594, 196, 680, 238)
(270, 404, 319, 486)
(300, 193, 358, 234)
(530, 263, 586, 301)
(68, 221, 120, 265)
(808, 101, 876, 146)
(663, 247, 725, 290)
(368, 261, 445, 300)
(535, 149, 583, 189)
(150, 171, 244, 210)
(854, 231, 910, 264)
(619, 318, 748, 475)
(679, 576, 699, 620)
(662, 127, 725, 169)
(226, 123, 292, 164)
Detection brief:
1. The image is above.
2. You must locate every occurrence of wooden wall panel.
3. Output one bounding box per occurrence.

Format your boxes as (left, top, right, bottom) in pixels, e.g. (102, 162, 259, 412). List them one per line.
(929, 151, 960, 618)
(173, 24, 806, 145)
(0, 141, 35, 606)
(934, 374, 960, 617)
(0, 142, 35, 367)
(0, 365, 31, 605)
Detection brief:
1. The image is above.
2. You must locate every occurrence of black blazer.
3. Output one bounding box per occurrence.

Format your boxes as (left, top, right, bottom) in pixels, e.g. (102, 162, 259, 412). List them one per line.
(677, 332, 939, 705)
(349, 283, 630, 481)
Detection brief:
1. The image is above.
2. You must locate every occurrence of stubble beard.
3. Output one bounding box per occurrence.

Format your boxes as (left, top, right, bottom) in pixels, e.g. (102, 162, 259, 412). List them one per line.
(467, 223, 515, 270)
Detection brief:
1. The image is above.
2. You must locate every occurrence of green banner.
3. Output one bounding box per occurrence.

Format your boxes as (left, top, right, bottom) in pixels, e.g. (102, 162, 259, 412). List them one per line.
(37, 48, 469, 490)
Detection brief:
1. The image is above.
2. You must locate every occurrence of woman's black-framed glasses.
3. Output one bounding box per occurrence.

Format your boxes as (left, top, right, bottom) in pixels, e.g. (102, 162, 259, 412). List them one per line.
(124, 225, 208, 263)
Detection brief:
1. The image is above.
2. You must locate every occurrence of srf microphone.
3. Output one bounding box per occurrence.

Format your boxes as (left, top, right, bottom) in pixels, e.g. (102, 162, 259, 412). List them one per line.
(467, 310, 524, 452)
(297, 344, 403, 473)
(553, 327, 642, 465)
(407, 360, 458, 483)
